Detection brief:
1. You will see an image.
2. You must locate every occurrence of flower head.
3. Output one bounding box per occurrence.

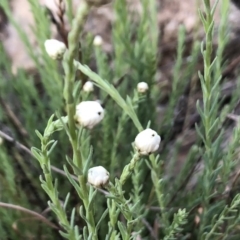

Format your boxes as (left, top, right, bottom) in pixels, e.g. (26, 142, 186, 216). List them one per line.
(93, 35, 103, 47)
(75, 101, 104, 129)
(137, 82, 149, 93)
(83, 81, 94, 92)
(135, 128, 161, 155)
(44, 39, 66, 60)
(88, 166, 109, 187)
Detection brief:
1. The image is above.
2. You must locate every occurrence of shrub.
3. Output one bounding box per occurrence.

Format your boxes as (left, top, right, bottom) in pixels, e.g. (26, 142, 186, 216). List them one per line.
(1, 0, 240, 239)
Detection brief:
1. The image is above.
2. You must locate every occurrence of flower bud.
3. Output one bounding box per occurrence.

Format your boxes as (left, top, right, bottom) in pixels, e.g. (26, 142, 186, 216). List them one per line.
(83, 81, 94, 92)
(88, 166, 109, 187)
(137, 82, 149, 93)
(44, 39, 66, 60)
(93, 35, 103, 47)
(75, 101, 104, 129)
(135, 128, 161, 155)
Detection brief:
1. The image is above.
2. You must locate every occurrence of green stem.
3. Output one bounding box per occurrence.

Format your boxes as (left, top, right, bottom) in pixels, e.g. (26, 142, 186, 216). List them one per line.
(62, 2, 90, 170)
(149, 155, 169, 232)
(198, 0, 221, 236)
(62, 3, 97, 238)
(79, 176, 97, 239)
(119, 152, 141, 185)
(41, 137, 76, 239)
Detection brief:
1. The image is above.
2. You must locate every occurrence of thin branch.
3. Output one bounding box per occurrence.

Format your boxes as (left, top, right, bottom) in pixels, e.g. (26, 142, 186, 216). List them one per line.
(0, 130, 78, 181)
(167, 157, 201, 207)
(0, 202, 59, 229)
(141, 218, 158, 240)
(0, 97, 29, 138)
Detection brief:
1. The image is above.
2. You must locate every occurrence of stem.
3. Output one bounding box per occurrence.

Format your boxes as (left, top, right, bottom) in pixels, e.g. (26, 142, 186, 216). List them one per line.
(62, 2, 90, 170)
(198, 0, 221, 236)
(62, 3, 98, 239)
(79, 175, 97, 238)
(119, 152, 140, 185)
(149, 155, 169, 232)
(41, 137, 76, 239)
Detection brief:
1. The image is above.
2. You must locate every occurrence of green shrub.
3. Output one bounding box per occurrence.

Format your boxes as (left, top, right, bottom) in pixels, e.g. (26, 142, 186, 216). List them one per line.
(1, 0, 240, 239)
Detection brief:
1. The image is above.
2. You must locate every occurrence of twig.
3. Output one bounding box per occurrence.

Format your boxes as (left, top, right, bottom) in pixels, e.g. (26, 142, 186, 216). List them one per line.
(141, 218, 158, 240)
(167, 157, 201, 206)
(47, 0, 68, 47)
(56, 0, 68, 46)
(0, 202, 59, 229)
(0, 130, 78, 181)
(0, 97, 29, 138)
(222, 55, 240, 79)
(227, 113, 240, 122)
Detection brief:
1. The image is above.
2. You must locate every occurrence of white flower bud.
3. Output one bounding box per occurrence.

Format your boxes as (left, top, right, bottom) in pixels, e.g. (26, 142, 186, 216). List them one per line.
(83, 81, 94, 92)
(88, 166, 109, 187)
(44, 39, 66, 60)
(93, 35, 103, 46)
(75, 101, 104, 129)
(135, 128, 161, 155)
(137, 82, 149, 93)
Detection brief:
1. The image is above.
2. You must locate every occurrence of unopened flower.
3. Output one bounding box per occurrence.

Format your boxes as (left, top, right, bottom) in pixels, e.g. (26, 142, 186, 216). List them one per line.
(75, 101, 104, 129)
(137, 82, 149, 93)
(44, 39, 66, 60)
(93, 35, 103, 46)
(83, 81, 94, 92)
(135, 128, 161, 155)
(88, 166, 109, 187)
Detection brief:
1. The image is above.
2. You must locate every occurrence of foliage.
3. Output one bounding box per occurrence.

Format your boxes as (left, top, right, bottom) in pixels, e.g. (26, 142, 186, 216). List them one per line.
(1, 0, 240, 239)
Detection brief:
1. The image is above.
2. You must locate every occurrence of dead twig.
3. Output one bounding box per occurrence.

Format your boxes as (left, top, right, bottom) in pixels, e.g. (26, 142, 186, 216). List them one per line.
(222, 55, 240, 79)
(56, 0, 68, 46)
(0, 97, 29, 138)
(0, 202, 59, 230)
(167, 157, 201, 207)
(0, 129, 77, 181)
(141, 218, 158, 240)
(47, 0, 68, 47)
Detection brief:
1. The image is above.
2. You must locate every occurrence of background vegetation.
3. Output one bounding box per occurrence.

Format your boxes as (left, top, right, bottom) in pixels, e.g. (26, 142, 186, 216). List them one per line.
(1, 0, 240, 239)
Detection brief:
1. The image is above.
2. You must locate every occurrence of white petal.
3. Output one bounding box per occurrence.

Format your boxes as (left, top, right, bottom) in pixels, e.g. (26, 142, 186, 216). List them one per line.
(135, 128, 161, 155)
(76, 101, 104, 129)
(88, 166, 109, 187)
(83, 81, 94, 92)
(137, 82, 149, 93)
(44, 39, 66, 60)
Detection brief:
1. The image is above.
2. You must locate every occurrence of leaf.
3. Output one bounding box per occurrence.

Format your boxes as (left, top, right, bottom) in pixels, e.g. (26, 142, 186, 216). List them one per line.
(64, 165, 83, 199)
(66, 155, 82, 175)
(83, 146, 93, 176)
(70, 207, 76, 228)
(96, 208, 109, 231)
(63, 193, 71, 210)
(118, 221, 128, 239)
